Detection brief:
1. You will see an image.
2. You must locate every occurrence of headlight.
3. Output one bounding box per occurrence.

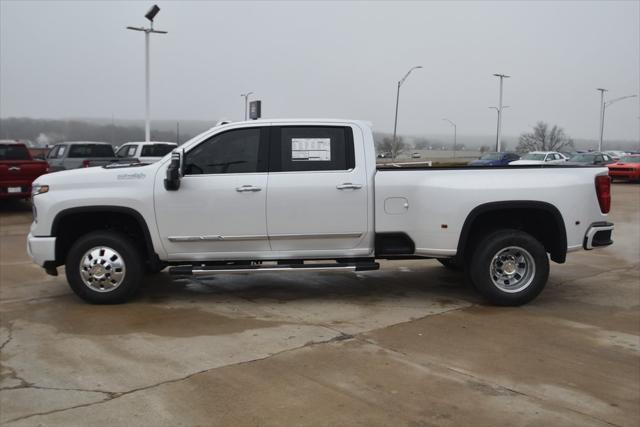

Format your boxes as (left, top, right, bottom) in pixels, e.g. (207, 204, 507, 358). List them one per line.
(32, 184, 49, 197)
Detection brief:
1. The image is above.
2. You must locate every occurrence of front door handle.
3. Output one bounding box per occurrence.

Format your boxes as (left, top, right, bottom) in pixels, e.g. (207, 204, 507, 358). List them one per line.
(236, 185, 262, 192)
(336, 183, 363, 190)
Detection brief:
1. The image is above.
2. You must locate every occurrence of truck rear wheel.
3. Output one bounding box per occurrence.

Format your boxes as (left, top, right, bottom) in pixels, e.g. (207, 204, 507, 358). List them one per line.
(469, 229, 549, 306)
(65, 231, 143, 304)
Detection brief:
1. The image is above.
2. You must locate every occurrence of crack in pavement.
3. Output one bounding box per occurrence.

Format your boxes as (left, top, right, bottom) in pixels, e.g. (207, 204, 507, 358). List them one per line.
(2, 329, 352, 424)
(0, 323, 13, 353)
(1, 303, 474, 425)
(356, 337, 623, 427)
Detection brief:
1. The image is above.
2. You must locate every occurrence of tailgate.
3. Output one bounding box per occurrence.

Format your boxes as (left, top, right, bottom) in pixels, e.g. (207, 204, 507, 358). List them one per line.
(0, 161, 48, 183)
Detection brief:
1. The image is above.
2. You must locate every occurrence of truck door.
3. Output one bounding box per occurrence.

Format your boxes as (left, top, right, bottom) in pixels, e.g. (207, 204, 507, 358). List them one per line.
(46, 144, 67, 172)
(266, 125, 370, 255)
(154, 126, 271, 259)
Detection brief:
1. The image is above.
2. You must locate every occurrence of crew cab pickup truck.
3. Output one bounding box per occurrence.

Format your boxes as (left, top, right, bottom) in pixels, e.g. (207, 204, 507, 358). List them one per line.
(46, 141, 128, 171)
(27, 119, 614, 306)
(0, 141, 49, 200)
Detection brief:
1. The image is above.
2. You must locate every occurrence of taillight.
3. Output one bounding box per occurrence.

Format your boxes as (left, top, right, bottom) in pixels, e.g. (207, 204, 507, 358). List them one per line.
(82, 160, 91, 168)
(595, 175, 611, 214)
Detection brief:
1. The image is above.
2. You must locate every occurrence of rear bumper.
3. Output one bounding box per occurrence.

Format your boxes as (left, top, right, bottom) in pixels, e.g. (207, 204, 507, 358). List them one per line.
(26, 233, 56, 267)
(0, 182, 32, 199)
(583, 222, 614, 250)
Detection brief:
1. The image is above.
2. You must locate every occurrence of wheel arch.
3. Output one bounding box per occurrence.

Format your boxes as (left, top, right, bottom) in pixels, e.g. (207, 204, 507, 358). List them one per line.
(51, 206, 157, 267)
(456, 201, 568, 264)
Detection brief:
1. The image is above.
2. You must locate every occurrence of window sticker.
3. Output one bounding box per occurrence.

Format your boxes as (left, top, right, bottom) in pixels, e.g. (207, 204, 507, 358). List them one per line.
(291, 138, 331, 161)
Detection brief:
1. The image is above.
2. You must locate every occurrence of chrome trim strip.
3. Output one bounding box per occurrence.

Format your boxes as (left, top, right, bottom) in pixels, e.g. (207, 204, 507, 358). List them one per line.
(168, 233, 361, 242)
(190, 265, 357, 275)
(269, 233, 363, 240)
(168, 235, 267, 242)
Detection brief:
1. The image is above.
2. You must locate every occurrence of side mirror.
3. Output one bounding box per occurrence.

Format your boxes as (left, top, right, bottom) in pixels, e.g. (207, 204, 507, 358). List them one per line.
(164, 149, 183, 191)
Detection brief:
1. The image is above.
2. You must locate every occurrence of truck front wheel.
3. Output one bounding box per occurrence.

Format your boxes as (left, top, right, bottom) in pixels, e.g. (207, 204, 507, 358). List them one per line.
(65, 231, 143, 304)
(469, 229, 549, 306)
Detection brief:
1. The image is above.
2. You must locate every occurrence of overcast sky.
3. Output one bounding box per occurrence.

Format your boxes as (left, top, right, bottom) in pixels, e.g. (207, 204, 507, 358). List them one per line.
(1, 0, 639, 140)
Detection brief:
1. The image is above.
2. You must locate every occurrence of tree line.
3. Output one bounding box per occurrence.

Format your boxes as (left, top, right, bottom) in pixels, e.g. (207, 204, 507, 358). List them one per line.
(0, 117, 191, 147)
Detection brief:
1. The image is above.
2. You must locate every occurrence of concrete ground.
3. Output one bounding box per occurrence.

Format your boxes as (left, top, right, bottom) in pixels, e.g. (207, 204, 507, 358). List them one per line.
(0, 184, 638, 426)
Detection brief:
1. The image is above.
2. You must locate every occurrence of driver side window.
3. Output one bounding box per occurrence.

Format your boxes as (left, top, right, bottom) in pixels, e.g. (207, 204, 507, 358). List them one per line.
(183, 128, 267, 175)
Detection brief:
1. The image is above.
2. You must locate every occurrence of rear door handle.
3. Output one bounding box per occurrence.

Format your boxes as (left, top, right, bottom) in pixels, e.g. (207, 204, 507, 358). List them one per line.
(236, 185, 262, 192)
(336, 183, 363, 190)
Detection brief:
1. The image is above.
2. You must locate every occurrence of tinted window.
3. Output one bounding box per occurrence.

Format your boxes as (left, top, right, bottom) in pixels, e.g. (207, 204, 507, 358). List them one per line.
(0, 144, 30, 160)
(184, 128, 264, 175)
(116, 145, 134, 158)
(141, 144, 175, 157)
(47, 145, 60, 159)
(68, 144, 115, 158)
(274, 126, 354, 172)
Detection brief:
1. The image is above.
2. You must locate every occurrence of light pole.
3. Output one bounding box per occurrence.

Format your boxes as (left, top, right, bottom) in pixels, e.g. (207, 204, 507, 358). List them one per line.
(443, 118, 457, 158)
(241, 92, 254, 120)
(596, 88, 607, 151)
(493, 73, 510, 152)
(392, 65, 423, 160)
(127, 5, 167, 142)
(599, 92, 637, 151)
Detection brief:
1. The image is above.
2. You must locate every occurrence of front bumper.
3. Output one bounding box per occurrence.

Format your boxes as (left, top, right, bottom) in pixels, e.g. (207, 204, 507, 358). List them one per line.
(26, 233, 56, 267)
(583, 222, 614, 250)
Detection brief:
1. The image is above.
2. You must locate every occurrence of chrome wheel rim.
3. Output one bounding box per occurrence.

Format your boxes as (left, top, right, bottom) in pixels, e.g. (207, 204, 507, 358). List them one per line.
(489, 246, 535, 293)
(79, 246, 126, 292)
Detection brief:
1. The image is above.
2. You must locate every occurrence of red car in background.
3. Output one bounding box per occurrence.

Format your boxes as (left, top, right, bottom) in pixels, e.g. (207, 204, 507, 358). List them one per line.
(0, 142, 49, 200)
(608, 154, 640, 182)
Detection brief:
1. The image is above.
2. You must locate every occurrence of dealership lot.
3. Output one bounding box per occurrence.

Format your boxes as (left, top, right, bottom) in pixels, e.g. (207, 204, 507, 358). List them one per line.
(0, 184, 638, 426)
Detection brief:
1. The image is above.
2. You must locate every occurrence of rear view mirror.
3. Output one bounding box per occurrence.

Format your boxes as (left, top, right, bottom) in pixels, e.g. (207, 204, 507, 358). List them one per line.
(164, 149, 183, 191)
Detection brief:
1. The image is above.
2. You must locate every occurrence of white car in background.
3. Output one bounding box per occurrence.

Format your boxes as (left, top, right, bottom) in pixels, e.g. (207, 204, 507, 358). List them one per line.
(509, 151, 567, 165)
(603, 150, 627, 161)
(116, 141, 177, 163)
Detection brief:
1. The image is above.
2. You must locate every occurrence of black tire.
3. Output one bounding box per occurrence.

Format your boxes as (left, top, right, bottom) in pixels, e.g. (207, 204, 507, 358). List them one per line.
(437, 258, 463, 272)
(65, 231, 143, 304)
(469, 229, 549, 306)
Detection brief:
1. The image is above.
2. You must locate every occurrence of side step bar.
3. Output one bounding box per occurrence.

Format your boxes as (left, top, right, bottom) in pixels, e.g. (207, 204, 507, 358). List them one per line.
(169, 262, 380, 276)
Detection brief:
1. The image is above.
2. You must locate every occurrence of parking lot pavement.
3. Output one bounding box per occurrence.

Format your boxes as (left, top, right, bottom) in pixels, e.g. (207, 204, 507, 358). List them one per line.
(1, 184, 638, 426)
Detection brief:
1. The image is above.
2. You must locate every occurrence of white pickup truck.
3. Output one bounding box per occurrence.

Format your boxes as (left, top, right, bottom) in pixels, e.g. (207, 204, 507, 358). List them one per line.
(27, 119, 614, 306)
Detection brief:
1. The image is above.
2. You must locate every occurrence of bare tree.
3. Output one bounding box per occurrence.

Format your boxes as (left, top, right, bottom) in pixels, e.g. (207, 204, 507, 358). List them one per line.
(479, 145, 491, 153)
(377, 136, 406, 158)
(517, 121, 574, 153)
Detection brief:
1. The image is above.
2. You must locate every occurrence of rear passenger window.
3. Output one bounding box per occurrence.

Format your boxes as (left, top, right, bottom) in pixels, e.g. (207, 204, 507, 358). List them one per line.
(274, 126, 354, 172)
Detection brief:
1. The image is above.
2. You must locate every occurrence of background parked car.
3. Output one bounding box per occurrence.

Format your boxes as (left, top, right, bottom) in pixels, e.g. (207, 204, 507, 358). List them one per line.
(607, 154, 640, 182)
(603, 150, 627, 161)
(0, 141, 49, 200)
(47, 141, 125, 171)
(468, 152, 519, 166)
(565, 152, 616, 166)
(509, 151, 567, 165)
(115, 141, 177, 163)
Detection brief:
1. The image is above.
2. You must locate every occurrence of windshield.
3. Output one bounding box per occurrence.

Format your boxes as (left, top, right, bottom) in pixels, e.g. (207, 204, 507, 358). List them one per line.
(480, 153, 502, 160)
(0, 144, 30, 160)
(619, 156, 640, 164)
(569, 154, 595, 162)
(68, 144, 115, 158)
(521, 153, 546, 160)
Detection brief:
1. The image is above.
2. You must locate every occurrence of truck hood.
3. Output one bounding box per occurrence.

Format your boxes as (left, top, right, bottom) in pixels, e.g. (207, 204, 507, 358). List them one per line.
(34, 163, 157, 189)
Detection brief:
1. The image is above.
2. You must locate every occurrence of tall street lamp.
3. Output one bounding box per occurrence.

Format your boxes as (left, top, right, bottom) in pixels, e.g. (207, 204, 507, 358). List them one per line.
(392, 65, 422, 160)
(241, 92, 254, 121)
(493, 73, 510, 152)
(598, 90, 637, 151)
(127, 5, 167, 142)
(442, 118, 457, 158)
